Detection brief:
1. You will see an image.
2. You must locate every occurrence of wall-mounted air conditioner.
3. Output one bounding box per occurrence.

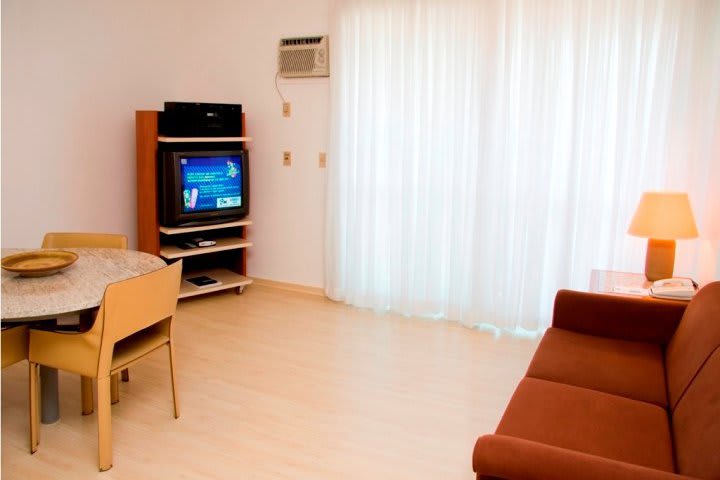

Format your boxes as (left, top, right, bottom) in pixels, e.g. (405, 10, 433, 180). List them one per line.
(278, 35, 329, 78)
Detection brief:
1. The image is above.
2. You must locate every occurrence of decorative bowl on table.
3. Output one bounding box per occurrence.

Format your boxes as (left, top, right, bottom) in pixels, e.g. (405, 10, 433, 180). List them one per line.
(1, 250, 79, 277)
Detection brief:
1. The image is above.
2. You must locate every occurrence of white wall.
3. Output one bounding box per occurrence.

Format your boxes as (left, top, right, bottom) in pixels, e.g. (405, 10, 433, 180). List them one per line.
(1, 0, 329, 287)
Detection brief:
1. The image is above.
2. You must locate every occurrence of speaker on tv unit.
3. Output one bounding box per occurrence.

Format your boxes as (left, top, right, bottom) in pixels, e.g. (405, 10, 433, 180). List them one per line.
(159, 102, 242, 137)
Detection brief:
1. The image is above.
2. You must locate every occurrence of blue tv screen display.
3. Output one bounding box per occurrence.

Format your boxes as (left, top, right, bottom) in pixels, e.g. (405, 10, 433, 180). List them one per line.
(179, 155, 242, 213)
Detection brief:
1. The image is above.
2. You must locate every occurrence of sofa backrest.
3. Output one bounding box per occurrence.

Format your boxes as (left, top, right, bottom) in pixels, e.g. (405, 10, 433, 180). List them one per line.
(665, 281, 720, 478)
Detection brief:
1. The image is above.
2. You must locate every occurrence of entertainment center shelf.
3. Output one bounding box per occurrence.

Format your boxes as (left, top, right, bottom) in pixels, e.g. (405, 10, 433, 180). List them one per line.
(178, 268, 252, 299)
(158, 219, 252, 235)
(136, 109, 253, 299)
(160, 224, 252, 260)
(158, 136, 252, 143)
(159, 235, 253, 260)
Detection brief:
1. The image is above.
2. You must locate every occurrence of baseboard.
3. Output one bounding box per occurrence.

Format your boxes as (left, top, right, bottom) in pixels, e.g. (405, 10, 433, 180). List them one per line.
(250, 277, 325, 297)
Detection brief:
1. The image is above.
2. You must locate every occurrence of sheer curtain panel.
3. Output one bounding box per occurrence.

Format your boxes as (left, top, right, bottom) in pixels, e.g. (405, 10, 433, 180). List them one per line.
(326, 0, 720, 333)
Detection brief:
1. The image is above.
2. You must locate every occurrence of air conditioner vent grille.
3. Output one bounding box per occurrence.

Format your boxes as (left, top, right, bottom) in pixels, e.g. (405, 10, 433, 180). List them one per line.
(281, 37, 323, 46)
(280, 49, 317, 74)
(278, 35, 329, 78)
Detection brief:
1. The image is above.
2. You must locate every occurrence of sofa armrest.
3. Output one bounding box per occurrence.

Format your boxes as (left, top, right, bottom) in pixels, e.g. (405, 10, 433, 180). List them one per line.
(552, 290, 687, 344)
(473, 435, 695, 480)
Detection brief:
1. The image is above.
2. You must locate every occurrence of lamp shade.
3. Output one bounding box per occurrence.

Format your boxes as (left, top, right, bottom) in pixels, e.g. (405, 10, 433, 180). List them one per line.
(628, 192, 698, 239)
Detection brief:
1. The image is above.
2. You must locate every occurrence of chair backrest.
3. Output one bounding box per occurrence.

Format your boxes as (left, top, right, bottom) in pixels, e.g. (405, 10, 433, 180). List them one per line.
(88, 261, 182, 375)
(42, 232, 128, 249)
(665, 281, 720, 478)
(1, 325, 28, 368)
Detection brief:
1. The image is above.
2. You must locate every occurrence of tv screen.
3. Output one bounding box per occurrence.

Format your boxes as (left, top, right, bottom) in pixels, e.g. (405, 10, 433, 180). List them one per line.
(180, 155, 243, 213)
(159, 150, 249, 227)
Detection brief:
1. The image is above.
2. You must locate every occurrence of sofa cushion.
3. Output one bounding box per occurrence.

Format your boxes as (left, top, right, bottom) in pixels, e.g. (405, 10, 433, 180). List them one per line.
(665, 281, 720, 478)
(665, 281, 720, 409)
(552, 290, 686, 345)
(672, 349, 720, 479)
(526, 327, 667, 407)
(495, 377, 675, 472)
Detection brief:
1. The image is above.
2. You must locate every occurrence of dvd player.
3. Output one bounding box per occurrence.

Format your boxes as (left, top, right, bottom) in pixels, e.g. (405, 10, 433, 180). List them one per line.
(159, 102, 242, 137)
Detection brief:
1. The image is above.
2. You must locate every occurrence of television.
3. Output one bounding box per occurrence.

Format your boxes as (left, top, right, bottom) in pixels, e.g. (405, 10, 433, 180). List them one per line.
(159, 150, 249, 227)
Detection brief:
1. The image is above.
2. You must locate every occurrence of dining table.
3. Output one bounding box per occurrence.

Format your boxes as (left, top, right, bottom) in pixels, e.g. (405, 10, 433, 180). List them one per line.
(1, 247, 167, 423)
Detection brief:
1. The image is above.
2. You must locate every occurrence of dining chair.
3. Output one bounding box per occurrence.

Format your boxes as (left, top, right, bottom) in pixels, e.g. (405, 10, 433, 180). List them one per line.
(41, 232, 130, 413)
(1, 325, 37, 451)
(28, 260, 182, 471)
(2, 325, 29, 368)
(41, 232, 129, 250)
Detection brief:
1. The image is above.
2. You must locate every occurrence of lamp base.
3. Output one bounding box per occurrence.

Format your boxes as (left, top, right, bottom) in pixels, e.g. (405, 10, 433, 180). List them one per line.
(644, 238, 675, 282)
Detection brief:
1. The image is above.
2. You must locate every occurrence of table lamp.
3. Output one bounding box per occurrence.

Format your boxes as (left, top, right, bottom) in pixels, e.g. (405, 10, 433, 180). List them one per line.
(628, 192, 698, 281)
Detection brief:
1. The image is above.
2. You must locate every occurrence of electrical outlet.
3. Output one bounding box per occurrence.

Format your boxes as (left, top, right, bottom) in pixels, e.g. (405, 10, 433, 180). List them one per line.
(283, 151, 292, 166)
(283, 102, 291, 117)
(318, 152, 327, 168)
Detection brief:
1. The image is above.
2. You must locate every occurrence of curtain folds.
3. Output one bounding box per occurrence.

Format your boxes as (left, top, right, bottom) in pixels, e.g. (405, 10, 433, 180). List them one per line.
(326, 0, 720, 332)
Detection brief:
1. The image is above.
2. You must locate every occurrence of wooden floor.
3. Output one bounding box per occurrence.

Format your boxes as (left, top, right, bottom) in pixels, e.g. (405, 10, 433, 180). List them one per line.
(1, 284, 539, 479)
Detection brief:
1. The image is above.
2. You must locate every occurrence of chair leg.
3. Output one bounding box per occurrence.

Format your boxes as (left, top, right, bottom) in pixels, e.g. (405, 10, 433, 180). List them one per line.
(121, 369, 130, 382)
(111, 374, 120, 404)
(29, 362, 39, 453)
(168, 343, 180, 419)
(97, 376, 113, 471)
(81, 376, 94, 415)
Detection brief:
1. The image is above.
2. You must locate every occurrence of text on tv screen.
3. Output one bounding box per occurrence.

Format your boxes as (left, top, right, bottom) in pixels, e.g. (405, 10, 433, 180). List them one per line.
(180, 155, 242, 213)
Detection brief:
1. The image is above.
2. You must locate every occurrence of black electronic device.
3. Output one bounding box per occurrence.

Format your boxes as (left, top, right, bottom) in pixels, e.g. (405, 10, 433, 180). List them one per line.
(159, 102, 242, 137)
(159, 149, 249, 227)
(177, 237, 217, 249)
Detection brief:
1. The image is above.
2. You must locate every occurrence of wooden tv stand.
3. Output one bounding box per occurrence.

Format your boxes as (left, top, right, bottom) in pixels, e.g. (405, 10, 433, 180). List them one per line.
(135, 110, 253, 298)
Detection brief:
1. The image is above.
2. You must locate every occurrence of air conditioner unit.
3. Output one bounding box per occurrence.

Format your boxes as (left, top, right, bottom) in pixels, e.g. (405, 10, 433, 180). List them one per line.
(278, 35, 329, 78)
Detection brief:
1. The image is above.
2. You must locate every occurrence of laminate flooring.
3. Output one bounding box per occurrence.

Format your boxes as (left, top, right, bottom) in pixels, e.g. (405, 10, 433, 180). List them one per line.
(1, 284, 539, 479)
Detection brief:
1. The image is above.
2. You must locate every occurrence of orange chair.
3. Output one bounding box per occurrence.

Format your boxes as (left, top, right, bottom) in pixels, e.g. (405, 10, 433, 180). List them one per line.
(29, 261, 182, 471)
(41, 232, 129, 250)
(1, 325, 29, 368)
(41, 232, 129, 413)
(1, 325, 35, 452)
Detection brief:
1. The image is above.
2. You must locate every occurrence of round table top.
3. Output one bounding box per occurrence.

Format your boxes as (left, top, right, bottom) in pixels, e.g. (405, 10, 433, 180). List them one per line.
(1, 248, 167, 321)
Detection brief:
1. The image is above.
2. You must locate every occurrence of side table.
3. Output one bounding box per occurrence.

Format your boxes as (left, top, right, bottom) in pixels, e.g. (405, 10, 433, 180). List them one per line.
(589, 270, 652, 297)
(590, 269, 699, 302)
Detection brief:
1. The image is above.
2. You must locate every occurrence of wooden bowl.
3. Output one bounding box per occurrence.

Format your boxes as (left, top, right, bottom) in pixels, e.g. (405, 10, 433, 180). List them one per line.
(1, 250, 79, 277)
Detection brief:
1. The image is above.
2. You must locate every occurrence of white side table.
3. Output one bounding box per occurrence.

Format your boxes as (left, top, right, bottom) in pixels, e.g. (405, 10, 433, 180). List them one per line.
(589, 270, 652, 297)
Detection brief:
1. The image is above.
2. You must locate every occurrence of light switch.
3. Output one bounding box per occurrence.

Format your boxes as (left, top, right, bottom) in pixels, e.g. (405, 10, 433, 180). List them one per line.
(283, 151, 292, 166)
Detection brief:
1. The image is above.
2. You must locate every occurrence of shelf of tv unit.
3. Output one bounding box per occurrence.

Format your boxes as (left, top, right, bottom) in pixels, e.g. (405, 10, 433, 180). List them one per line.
(160, 236, 253, 260)
(159, 219, 253, 235)
(159, 220, 254, 296)
(158, 136, 252, 143)
(179, 268, 253, 299)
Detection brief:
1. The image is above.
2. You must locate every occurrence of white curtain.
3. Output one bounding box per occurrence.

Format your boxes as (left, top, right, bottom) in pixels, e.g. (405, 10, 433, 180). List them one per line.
(326, 0, 720, 333)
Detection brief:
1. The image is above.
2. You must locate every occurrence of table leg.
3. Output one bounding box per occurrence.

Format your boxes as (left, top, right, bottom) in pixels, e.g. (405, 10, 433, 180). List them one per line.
(39, 366, 60, 424)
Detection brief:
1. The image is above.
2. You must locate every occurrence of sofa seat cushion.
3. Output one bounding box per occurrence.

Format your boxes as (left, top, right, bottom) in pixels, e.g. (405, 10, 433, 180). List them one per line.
(495, 377, 675, 472)
(526, 327, 667, 407)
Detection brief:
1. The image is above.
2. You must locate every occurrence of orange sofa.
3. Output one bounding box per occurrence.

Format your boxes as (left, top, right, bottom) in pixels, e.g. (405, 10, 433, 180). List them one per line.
(473, 281, 720, 480)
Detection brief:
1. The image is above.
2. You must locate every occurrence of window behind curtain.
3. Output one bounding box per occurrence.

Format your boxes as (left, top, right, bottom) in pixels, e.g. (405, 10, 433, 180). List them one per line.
(326, 0, 720, 333)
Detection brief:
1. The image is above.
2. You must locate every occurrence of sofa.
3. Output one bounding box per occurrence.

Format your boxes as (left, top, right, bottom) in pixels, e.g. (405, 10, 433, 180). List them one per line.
(473, 281, 720, 480)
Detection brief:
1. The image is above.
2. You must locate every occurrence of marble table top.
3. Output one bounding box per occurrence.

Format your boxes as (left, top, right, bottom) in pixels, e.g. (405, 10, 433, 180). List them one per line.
(1, 248, 167, 321)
